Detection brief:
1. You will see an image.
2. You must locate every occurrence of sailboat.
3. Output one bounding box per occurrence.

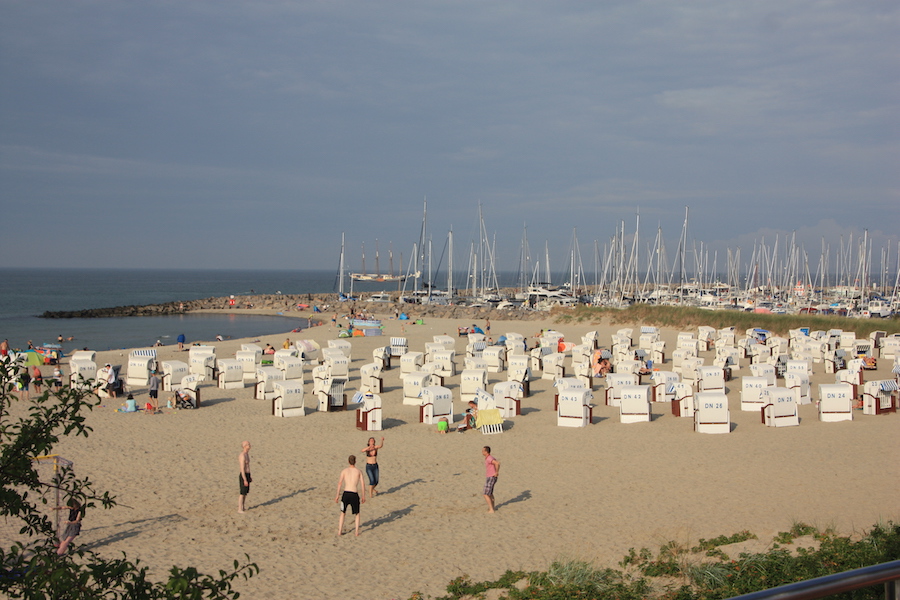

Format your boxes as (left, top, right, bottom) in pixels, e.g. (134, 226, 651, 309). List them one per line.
(350, 240, 408, 282)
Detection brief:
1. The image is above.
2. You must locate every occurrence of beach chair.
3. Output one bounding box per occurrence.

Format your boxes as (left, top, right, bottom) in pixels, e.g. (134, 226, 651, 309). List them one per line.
(68, 359, 97, 391)
(557, 389, 593, 427)
(571, 359, 593, 390)
(372, 346, 391, 370)
(161, 360, 189, 392)
(235, 350, 260, 381)
(619, 385, 651, 423)
(750, 363, 776, 387)
(839, 332, 856, 349)
(189, 346, 217, 379)
(605, 373, 637, 407)
(178, 374, 204, 408)
(611, 328, 630, 347)
(277, 355, 304, 382)
(784, 372, 811, 404)
(670, 382, 695, 417)
(651, 340, 666, 366)
(126, 354, 155, 386)
(477, 408, 504, 435)
(272, 380, 305, 417)
(400, 351, 425, 375)
(507, 354, 531, 397)
(761, 387, 798, 427)
(492, 381, 523, 418)
(460, 369, 488, 405)
(324, 351, 349, 383)
(671, 348, 695, 373)
(254, 366, 283, 400)
(431, 349, 456, 377)
(402, 371, 430, 405)
(390, 337, 408, 357)
(740, 376, 770, 411)
(462, 354, 487, 370)
(359, 362, 383, 394)
(651, 370, 679, 402)
(881, 337, 900, 361)
(466, 340, 488, 359)
(216, 358, 245, 389)
(355, 392, 382, 430)
(697, 366, 725, 393)
(423, 342, 444, 363)
(861, 380, 898, 415)
(468, 332, 487, 344)
(640, 330, 660, 352)
(483, 346, 506, 373)
(818, 383, 853, 422)
(292, 339, 320, 364)
(680, 357, 705, 388)
(616, 359, 642, 375)
(419, 385, 453, 424)
(541, 352, 566, 380)
(581, 330, 599, 349)
(697, 326, 716, 352)
(504, 332, 526, 356)
(693, 392, 730, 434)
(327, 339, 352, 362)
(433, 334, 455, 351)
(273, 348, 299, 370)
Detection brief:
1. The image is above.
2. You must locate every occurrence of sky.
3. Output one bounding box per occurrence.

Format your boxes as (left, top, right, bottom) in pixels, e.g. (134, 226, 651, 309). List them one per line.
(1, 1, 898, 277)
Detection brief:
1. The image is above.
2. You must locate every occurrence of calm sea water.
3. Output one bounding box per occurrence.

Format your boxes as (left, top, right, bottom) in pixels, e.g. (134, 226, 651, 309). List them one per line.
(0, 267, 547, 352)
(0, 268, 345, 352)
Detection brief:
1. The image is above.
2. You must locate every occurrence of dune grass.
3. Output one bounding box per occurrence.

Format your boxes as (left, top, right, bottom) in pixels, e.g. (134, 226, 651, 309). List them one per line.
(414, 522, 900, 600)
(554, 304, 900, 338)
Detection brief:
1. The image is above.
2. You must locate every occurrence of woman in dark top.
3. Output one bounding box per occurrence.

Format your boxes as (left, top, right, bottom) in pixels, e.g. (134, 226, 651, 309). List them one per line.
(55, 499, 84, 555)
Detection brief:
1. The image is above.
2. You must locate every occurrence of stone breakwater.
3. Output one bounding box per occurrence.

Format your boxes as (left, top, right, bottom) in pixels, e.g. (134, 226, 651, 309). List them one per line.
(40, 294, 552, 322)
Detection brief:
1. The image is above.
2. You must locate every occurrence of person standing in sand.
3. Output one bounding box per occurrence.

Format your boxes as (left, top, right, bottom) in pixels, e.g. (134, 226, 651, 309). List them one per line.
(148, 370, 161, 411)
(482, 446, 500, 513)
(54, 498, 84, 556)
(238, 441, 252, 513)
(334, 455, 366, 536)
(361, 437, 384, 497)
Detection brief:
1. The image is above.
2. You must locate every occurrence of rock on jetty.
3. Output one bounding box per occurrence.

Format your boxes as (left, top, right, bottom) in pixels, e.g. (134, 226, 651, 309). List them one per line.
(40, 293, 552, 322)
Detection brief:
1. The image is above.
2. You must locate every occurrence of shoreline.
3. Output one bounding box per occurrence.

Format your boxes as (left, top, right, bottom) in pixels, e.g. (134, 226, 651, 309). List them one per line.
(7, 313, 899, 599)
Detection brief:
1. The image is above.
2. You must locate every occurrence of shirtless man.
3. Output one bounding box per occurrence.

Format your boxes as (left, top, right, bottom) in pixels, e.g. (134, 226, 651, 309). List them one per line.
(334, 455, 366, 536)
(360, 437, 384, 497)
(238, 441, 251, 513)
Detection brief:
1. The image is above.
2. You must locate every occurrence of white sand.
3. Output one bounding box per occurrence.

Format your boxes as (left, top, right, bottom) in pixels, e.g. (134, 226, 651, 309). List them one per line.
(8, 314, 899, 599)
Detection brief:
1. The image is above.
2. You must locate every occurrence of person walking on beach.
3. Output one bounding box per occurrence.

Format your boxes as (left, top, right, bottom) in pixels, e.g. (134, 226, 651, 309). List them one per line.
(54, 498, 84, 555)
(482, 446, 500, 513)
(334, 455, 366, 536)
(361, 437, 384, 497)
(177, 333, 186, 351)
(238, 441, 252, 513)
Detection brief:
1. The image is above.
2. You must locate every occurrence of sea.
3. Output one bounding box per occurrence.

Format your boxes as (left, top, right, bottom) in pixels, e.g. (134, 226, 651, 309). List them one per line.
(0, 268, 350, 353)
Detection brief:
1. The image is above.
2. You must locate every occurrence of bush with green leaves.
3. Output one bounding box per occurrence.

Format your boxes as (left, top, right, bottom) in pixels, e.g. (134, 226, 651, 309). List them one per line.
(0, 359, 258, 599)
(421, 524, 900, 600)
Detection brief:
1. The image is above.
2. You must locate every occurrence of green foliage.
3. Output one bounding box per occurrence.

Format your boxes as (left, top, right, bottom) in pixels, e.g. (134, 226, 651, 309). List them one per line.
(555, 304, 900, 337)
(0, 359, 258, 599)
(691, 530, 757, 553)
(415, 524, 900, 600)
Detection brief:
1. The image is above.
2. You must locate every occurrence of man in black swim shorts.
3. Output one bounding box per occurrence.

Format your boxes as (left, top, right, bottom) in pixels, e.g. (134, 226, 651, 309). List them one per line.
(334, 455, 366, 536)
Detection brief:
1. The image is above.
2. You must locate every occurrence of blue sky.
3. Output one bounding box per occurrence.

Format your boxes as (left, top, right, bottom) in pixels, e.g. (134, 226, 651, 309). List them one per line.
(1, 1, 897, 275)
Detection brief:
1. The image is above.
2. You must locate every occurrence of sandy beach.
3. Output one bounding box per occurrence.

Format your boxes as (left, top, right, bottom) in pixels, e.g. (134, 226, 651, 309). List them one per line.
(8, 311, 899, 599)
